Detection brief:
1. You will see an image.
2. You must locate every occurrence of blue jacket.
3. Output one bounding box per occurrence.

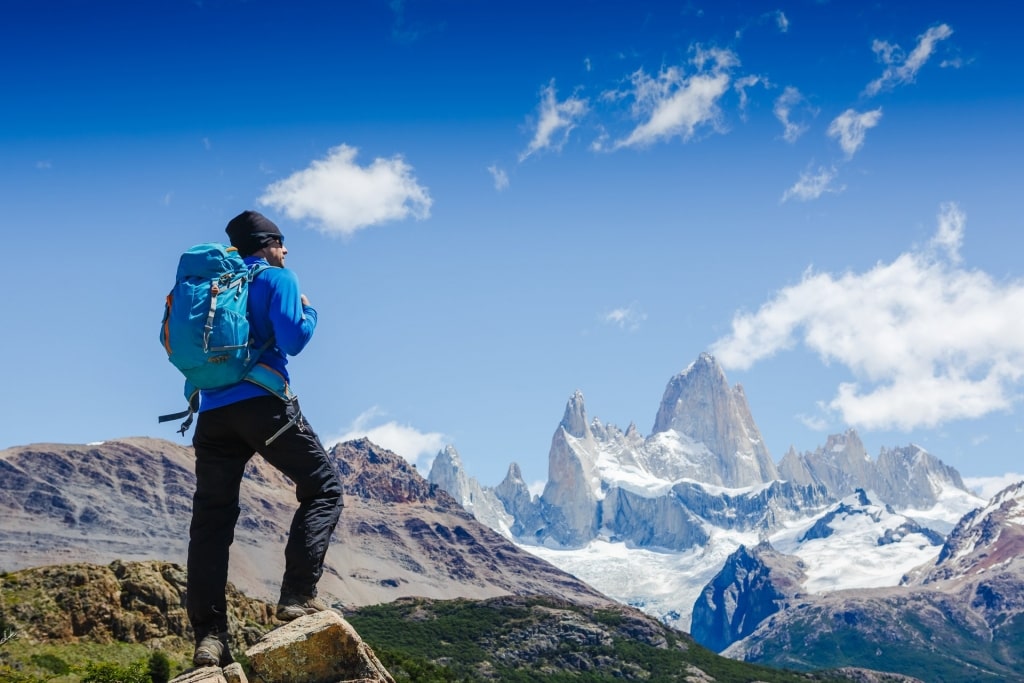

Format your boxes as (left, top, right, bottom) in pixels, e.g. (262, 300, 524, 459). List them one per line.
(199, 256, 317, 412)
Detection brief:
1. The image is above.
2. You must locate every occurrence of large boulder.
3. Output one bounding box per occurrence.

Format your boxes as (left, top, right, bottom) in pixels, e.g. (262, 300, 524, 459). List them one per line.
(245, 610, 393, 683)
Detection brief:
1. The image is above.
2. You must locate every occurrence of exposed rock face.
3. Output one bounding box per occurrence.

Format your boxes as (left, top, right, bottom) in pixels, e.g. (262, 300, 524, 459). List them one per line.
(0, 560, 273, 653)
(778, 432, 969, 510)
(537, 392, 602, 547)
(0, 437, 612, 612)
(493, 463, 542, 539)
(651, 353, 778, 486)
(246, 611, 393, 683)
(170, 663, 246, 683)
(426, 445, 512, 535)
(600, 486, 710, 549)
(909, 479, 1024, 585)
(690, 542, 806, 652)
(777, 429, 874, 497)
(871, 444, 968, 509)
(721, 482, 1024, 681)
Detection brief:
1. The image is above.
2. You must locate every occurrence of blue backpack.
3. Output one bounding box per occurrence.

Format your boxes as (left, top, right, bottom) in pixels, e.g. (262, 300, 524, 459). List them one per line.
(159, 243, 291, 435)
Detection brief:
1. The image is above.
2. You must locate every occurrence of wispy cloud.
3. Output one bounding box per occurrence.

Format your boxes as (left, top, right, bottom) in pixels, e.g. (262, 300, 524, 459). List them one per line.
(827, 107, 883, 158)
(775, 10, 789, 33)
(35, 160, 52, 170)
(781, 165, 843, 203)
(610, 47, 736, 149)
(734, 75, 766, 116)
(601, 303, 647, 332)
(388, 0, 441, 44)
(520, 80, 589, 161)
(773, 86, 815, 143)
(487, 164, 510, 191)
(963, 473, 1024, 500)
(328, 407, 447, 468)
(864, 24, 954, 96)
(259, 144, 432, 237)
(712, 203, 1024, 433)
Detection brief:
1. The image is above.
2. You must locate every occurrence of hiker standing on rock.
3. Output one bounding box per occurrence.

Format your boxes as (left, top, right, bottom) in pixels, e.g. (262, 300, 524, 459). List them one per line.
(186, 211, 344, 668)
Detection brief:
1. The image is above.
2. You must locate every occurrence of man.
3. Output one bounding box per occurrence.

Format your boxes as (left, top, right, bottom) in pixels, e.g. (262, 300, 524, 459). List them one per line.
(187, 210, 344, 668)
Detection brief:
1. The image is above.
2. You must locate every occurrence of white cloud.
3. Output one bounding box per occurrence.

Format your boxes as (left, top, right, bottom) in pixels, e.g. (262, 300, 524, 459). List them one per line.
(773, 86, 814, 143)
(827, 107, 883, 158)
(601, 303, 647, 332)
(864, 24, 954, 96)
(520, 80, 589, 161)
(259, 144, 432, 237)
(612, 47, 736, 149)
(931, 200, 965, 263)
(797, 411, 830, 431)
(35, 160, 52, 170)
(963, 474, 1024, 500)
(328, 407, 447, 468)
(487, 164, 510, 191)
(734, 75, 765, 116)
(711, 203, 1024, 432)
(780, 165, 843, 203)
(775, 11, 789, 33)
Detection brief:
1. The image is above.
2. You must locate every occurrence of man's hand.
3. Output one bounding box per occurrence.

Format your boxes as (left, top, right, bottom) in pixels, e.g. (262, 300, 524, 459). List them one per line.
(301, 294, 311, 307)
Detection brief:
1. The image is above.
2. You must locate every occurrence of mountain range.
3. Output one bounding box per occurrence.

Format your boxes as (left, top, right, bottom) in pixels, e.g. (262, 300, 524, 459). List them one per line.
(1, 436, 920, 682)
(3, 351, 1021, 679)
(426, 352, 1024, 679)
(0, 436, 607, 610)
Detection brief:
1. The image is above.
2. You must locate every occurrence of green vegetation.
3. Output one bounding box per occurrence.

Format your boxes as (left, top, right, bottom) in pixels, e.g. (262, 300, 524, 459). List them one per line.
(742, 610, 1022, 683)
(347, 596, 851, 683)
(146, 651, 172, 683)
(0, 640, 188, 683)
(80, 661, 149, 683)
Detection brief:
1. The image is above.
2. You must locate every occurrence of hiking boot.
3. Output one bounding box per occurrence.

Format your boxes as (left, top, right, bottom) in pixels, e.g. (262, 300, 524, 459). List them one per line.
(193, 632, 232, 668)
(276, 594, 335, 621)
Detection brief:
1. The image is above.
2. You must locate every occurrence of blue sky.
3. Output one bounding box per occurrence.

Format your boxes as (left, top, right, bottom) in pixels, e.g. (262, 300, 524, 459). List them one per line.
(3, 1, 1022, 491)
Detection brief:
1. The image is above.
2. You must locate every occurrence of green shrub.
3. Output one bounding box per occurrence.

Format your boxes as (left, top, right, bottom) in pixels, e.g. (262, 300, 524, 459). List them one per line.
(0, 664, 49, 683)
(147, 651, 172, 683)
(30, 652, 71, 675)
(81, 660, 149, 683)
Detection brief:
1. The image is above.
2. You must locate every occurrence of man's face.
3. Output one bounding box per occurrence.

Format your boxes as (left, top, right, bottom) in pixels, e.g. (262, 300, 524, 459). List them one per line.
(259, 236, 287, 267)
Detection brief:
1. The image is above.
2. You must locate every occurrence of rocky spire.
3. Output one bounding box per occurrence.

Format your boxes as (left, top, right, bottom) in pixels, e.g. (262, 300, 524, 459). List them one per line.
(650, 353, 777, 487)
(560, 390, 590, 438)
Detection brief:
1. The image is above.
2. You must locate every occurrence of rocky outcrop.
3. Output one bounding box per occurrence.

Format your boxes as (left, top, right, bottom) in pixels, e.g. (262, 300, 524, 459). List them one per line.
(719, 482, 1024, 681)
(246, 611, 393, 683)
(0, 560, 273, 653)
(426, 445, 512, 536)
(171, 663, 247, 683)
(690, 542, 806, 652)
(908, 479, 1024, 585)
(536, 393, 602, 547)
(778, 432, 971, 509)
(777, 429, 874, 497)
(493, 463, 543, 539)
(871, 444, 969, 509)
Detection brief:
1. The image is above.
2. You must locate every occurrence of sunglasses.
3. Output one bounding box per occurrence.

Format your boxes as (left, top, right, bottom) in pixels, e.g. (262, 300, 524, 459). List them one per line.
(253, 232, 284, 246)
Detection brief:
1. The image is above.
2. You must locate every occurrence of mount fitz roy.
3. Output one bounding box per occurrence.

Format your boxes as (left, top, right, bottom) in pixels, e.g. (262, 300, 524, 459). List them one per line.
(428, 354, 1020, 660)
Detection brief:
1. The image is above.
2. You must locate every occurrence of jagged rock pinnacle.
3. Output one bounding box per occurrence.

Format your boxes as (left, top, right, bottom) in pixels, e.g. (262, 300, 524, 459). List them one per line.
(560, 390, 589, 439)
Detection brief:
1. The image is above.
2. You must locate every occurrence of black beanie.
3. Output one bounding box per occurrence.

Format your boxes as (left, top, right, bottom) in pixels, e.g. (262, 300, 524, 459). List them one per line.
(225, 210, 283, 256)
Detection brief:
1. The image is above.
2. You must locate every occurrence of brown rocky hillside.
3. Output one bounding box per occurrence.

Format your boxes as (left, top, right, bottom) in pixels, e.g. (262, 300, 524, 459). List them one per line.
(0, 436, 609, 610)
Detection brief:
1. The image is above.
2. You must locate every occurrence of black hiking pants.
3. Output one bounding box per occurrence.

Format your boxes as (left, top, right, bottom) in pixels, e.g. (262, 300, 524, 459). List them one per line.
(186, 395, 344, 640)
